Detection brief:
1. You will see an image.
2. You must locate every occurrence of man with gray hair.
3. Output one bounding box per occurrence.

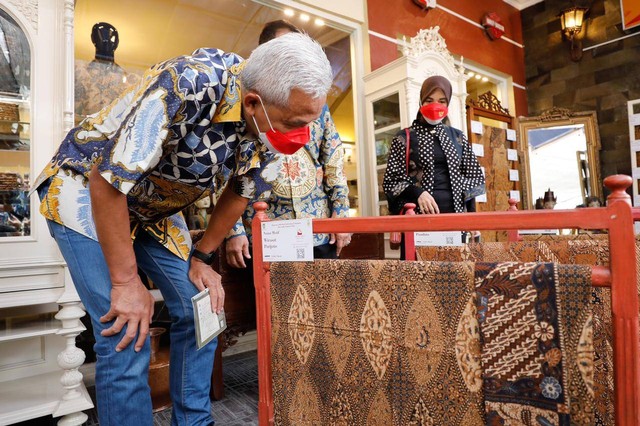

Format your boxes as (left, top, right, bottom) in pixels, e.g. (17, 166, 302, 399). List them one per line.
(31, 32, 332, 426)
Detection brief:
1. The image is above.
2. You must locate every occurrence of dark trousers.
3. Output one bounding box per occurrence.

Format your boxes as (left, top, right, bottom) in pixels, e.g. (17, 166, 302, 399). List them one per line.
(313, 243, 338, 259)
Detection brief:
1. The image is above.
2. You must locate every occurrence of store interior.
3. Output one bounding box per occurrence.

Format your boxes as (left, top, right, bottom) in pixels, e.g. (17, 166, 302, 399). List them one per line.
(2, 0, 640, 424)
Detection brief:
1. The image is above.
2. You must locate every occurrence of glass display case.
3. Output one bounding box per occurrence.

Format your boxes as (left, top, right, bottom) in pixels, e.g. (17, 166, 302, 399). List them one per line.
(0, 8, 31, 238)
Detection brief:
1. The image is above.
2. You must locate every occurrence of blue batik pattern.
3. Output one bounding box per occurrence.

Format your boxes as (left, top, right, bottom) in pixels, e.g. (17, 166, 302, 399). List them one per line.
(33, 48, 269, 259)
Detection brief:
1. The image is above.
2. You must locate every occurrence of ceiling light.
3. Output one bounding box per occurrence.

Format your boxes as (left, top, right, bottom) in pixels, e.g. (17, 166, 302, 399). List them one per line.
(300, 13, 310, 22)
(482, 77, 488, 82)
(284, 9, 294, 17)
(468, 72, 475, 77)
(475, 74, 481, 80)
(314, 18, 325, 26)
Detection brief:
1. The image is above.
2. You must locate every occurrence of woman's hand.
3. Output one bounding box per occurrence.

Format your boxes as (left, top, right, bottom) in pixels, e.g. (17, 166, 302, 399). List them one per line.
(417, 191, 440, 214)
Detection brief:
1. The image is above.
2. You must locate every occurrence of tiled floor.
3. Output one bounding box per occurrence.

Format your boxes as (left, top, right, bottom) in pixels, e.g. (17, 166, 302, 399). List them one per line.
(18, 350, 259, 426)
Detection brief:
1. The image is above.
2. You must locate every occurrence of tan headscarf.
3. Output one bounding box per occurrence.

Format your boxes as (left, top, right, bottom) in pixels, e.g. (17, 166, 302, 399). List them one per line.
(419, 76, 452, 105)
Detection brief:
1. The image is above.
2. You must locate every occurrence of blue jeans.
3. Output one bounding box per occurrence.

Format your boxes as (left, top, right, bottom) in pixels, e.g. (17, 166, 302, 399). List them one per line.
(46, 220, 216, 426)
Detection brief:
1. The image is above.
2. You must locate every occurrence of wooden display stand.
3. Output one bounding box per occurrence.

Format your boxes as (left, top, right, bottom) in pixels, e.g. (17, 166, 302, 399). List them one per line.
(252, 175, 640, 426)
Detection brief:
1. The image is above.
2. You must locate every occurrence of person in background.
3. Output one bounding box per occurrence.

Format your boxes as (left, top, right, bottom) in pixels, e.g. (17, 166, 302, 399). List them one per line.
(383, 75, 485, 256)
(32, 32, 332, 426)
(223, 19, 351, 268)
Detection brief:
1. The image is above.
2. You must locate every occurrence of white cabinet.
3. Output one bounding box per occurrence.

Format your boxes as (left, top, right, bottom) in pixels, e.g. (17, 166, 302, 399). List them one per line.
(0, 1, 92, 424)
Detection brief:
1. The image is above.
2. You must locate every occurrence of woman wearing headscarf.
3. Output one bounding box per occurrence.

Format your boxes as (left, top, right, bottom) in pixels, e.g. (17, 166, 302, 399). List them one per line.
(383, 75, 485, 217)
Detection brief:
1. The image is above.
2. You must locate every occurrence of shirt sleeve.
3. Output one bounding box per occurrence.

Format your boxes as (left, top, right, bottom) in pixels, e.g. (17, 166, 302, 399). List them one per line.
(96, 59, 225, 195)
(316, 106, 350, 217)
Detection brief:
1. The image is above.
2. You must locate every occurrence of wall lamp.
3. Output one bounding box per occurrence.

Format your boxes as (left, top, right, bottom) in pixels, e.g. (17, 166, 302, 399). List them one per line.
(559, 6, 588, 61)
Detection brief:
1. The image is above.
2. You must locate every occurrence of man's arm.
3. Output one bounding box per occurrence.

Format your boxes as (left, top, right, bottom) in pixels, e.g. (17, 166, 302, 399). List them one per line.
(317, 107, 351, 255)
(188, 184, 250, 313)
(89, 166, 154, 353)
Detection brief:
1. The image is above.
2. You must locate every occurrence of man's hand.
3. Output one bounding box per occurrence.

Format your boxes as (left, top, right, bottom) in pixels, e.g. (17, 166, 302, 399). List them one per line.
(330, 232, 352, 257)
(225, 235, 251, 268)
(417, 191, 440, 214)
(100, 276, 155, 353)
(329, 212, 352, 257)
(189, 259, 225, 314)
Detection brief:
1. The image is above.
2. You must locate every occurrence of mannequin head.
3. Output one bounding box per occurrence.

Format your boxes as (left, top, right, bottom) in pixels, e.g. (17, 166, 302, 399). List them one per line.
(91, 22, 119, 62)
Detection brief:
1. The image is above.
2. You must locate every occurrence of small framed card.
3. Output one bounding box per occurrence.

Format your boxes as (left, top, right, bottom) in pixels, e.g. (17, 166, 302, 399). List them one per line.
(509, 169, 520, 181)
(509, 190, 521, 202)
(507, 149, 518, 161)
(262, 218, 314, 262)
(476, 193, 487, 203)
(472, 143, 485, 157)
(414, 231, 463, 247)
(192, 289, 227, 350)
(506, 129, 517, 141)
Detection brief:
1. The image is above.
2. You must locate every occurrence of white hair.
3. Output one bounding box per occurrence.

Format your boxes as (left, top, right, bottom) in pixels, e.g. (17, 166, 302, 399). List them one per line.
(241, 32, 333, 108)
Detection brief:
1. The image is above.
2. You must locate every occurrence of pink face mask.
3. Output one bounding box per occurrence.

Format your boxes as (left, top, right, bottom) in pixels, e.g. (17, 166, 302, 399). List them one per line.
(420, 103, 448, 125)
(252, 95, 310, 155)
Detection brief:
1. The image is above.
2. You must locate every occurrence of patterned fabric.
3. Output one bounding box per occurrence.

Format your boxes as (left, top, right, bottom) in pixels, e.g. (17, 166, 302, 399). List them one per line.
(417, 239, 640, 425)
(475, 262, 594, 425)
(270, 260, 485, 425)
(226, 105, 350, 246)
(382, 120, 485, 214)
(32, 48, 274, 260)
(520, 233, 609, 242)
(74, 59, 142, 125)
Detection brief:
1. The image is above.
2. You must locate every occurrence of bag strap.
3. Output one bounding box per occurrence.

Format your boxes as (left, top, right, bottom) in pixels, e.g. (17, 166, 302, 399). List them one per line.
(404, 128, 411, 170)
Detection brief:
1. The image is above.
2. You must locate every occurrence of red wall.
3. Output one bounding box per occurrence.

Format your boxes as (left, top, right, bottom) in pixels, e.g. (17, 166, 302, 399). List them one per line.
(367, 0, 527, 116)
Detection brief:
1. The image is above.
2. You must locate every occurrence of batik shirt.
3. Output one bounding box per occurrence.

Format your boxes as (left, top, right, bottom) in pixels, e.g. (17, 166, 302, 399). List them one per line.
(32, 48, 273, 260)
(226, 105, 350, 246)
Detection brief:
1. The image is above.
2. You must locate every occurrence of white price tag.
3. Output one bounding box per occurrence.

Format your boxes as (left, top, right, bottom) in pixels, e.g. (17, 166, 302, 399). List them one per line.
(470, 120, 484, 134)
(509, 169, 520, 181)
(262, 218, 314, 262)
(509, 190, 521, 202)
(506, 129, 517, 141)
(476, 193, 487, 203)
(414, 231, 463, 247)
(507, 149, 518, 161)
(472, 143, 484, 157)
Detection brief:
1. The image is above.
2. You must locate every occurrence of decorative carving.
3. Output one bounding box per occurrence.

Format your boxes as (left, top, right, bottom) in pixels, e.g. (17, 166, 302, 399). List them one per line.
(402, 27, 465, 76)
(57, 346, 86, 369)
(539, 107, 574, 122)
(7, 0, 38, 32)
(403, 27, 449, 59)
(468, 91, 511, 116)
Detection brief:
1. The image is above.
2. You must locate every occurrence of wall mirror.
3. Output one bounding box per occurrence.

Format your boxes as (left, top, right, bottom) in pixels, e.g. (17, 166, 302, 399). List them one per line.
(517, 108, 602, 210)
(0, 9, 31, 237)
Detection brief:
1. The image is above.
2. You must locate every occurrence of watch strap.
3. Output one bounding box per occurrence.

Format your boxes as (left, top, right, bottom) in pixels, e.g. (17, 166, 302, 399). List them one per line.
(191, 248, 217, 265)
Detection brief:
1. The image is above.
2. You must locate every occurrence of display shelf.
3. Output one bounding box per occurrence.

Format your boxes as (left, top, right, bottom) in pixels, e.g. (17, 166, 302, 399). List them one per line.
(0, 370, 92, 426)
(0, 318, 61, 342)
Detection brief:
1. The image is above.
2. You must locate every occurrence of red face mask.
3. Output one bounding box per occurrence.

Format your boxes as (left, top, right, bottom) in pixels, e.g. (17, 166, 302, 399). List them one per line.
(420, 103, 448, 125)
(253, 95, 310, 155)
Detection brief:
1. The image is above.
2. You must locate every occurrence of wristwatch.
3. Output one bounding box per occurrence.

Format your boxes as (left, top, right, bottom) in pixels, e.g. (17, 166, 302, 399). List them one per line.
(191, 248, 217, 265)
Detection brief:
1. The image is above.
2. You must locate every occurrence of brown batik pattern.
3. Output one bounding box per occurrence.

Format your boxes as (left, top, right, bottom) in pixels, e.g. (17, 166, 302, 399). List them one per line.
(418, 240, 626, 425)
(475, 262, 594, 425)
(270, 260, 485, 425)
